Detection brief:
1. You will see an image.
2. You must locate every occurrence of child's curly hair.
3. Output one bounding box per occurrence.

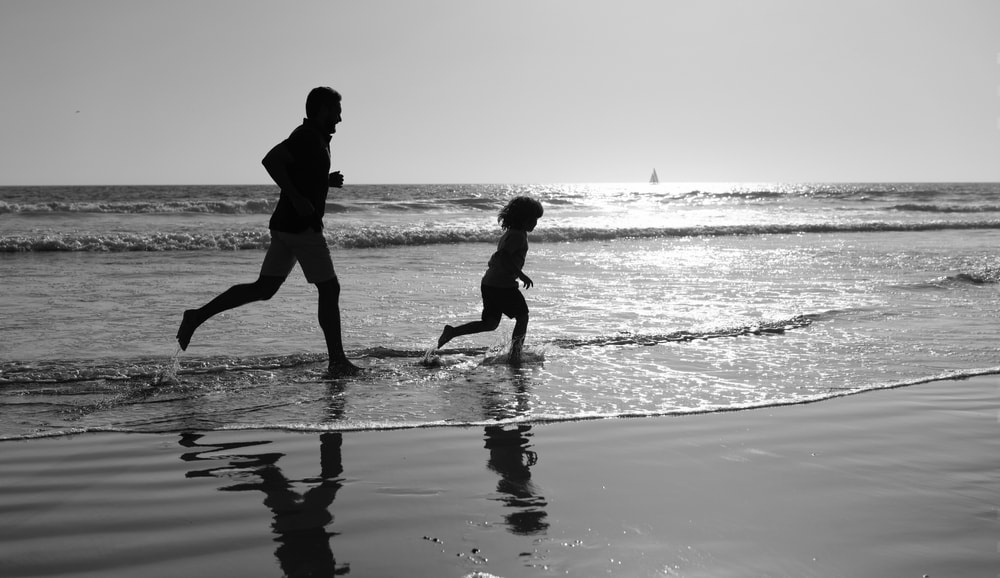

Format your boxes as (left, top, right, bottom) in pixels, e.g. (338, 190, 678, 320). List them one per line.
(497, 196, 544, 230)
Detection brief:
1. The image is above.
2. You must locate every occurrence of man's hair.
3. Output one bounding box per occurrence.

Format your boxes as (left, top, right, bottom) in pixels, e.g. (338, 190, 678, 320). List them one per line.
(306, 87, 342, 118)
(498, 196, 544, 230)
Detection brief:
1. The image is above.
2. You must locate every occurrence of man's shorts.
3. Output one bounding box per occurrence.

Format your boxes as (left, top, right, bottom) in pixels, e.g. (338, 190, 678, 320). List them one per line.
(481, 284, 528, 320)
(260, 229, 337, 284)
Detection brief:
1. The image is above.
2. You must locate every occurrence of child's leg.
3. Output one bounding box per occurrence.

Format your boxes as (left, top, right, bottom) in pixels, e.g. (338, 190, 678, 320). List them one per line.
(509, 313, 529, 363)
(438, 315, 501, 348)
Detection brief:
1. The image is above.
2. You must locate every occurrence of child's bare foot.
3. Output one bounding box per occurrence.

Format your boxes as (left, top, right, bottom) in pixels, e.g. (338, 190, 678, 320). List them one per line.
(437, 325, 455, 349)
(176, 310, 199, 351)
(325, 359, 361, 378)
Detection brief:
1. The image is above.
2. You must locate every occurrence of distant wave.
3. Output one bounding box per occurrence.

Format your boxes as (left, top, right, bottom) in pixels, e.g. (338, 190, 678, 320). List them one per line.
(5, 183, 999, 215)
(676, 189, 791, 201)
(672, 184, 998, 202)
(0, 196, 502, 215)
(0, 230, 274, 252)
(887, 203, 1000, 214)
(0, 199, 279, 215)
(3, 220, 1000, 252)
(6, 220, 1000, 252)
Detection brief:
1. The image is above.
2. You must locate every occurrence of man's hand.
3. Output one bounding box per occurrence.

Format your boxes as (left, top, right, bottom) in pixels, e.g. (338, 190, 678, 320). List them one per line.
(520, 273, 534, 289)
(329, 171, 344, 188)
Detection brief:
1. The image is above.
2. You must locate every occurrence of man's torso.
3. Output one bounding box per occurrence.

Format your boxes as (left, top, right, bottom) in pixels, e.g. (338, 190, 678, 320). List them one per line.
(269, 120, 332, 233)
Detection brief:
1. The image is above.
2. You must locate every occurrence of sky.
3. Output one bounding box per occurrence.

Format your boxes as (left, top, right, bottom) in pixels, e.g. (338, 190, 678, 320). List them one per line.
(1, 0, 999, 185)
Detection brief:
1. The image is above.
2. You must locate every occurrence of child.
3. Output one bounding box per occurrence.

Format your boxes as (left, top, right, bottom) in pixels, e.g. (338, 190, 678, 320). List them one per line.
(437, 196, 544, 364)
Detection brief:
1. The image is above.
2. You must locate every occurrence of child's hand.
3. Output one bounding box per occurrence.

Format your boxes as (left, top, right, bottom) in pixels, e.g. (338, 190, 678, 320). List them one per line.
(520, 274, 534, 289)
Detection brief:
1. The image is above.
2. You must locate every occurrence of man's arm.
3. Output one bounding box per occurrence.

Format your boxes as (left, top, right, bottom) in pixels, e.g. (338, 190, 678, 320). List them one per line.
(262, 142, 316, 219)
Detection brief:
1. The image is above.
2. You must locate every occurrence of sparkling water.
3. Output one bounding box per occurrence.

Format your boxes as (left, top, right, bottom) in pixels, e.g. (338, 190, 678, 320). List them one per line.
(3, 183, 999, 438)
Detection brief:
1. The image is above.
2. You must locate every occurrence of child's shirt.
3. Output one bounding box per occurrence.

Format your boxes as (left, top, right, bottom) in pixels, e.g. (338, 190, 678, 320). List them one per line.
(481, 228, 528, 288)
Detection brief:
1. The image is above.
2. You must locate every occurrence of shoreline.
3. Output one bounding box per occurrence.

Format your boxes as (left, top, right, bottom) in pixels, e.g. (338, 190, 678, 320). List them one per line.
(1, 375, 997, 577)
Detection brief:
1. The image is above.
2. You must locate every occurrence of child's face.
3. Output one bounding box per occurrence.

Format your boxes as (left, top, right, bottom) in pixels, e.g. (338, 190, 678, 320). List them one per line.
(526, 217, 538, 232)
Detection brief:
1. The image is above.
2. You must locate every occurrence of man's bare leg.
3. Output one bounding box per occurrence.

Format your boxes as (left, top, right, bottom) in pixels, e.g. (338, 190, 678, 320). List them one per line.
(177, 275, 284, 350)
(317, 277, 359, 375)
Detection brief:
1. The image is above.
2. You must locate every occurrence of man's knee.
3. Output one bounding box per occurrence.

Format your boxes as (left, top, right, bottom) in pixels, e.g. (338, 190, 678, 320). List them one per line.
(483, 315, 502, 330)
(316, 276, 341, 297)
(254, 275, 284, 300)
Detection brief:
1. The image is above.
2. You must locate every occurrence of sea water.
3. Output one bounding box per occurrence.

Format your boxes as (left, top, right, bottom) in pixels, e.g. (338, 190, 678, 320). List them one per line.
(2, 182, 1000, 439)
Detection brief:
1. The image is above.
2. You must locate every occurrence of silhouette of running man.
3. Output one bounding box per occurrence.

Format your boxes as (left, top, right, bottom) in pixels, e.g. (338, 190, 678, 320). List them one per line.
(177, 87, 358, 376)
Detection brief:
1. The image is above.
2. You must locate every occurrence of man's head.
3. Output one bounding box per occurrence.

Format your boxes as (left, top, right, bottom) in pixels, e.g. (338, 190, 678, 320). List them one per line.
(306, 87, 342, 134)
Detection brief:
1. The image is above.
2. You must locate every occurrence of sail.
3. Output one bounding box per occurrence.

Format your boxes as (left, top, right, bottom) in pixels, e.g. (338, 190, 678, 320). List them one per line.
(649, 169, 659, 184)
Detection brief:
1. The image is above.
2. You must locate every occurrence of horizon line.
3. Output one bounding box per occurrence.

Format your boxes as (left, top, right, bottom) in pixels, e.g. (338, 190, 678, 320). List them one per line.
(4, 179, 1000, 188)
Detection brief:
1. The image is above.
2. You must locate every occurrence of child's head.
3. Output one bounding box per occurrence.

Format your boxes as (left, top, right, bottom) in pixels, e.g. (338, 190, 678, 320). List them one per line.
(498, 196, 544, 231)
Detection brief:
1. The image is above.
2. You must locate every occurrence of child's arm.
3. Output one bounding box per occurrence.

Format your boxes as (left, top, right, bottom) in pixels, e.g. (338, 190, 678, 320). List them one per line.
(501, 231, 532, 289)
(496, 247, 533, 288)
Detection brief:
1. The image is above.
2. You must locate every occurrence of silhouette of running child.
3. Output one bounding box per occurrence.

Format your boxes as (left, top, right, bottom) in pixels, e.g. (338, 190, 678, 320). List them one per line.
(437, 196, 544, 364)
(176, 87, 358, 376)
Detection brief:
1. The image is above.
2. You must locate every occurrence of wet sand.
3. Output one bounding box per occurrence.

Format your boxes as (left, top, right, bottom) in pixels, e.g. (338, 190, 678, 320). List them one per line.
(1, 376, 997, 577)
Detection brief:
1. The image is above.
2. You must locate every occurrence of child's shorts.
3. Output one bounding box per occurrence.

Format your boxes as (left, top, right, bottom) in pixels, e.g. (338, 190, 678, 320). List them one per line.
(481, 284, 528, 320)
(260, 229, 337, 284)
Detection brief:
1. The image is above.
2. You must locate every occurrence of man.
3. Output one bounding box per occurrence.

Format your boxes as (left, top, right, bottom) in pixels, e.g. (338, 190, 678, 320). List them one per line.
(176, 87, 358, 376)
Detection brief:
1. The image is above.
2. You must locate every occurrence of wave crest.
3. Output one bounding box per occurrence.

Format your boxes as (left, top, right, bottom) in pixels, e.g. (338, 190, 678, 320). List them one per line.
(7, 220, 1000, 252)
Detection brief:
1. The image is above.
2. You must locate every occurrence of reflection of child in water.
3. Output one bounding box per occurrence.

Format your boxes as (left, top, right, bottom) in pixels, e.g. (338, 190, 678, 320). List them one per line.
(437, 196, 544, 364)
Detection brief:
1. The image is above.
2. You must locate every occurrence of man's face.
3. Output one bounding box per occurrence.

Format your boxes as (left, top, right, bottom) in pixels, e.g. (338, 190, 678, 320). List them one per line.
(320, 102, 342, 135)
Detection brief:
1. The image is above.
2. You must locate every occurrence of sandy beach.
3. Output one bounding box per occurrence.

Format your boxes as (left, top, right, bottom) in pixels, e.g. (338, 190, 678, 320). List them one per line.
(0, 375, 995, 577)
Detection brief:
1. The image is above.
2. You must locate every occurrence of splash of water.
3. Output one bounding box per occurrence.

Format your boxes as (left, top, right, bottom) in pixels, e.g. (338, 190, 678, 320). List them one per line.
(155, 347, 183, 386)
(420, 344, 441, 367)
(481, 338, 546, 366)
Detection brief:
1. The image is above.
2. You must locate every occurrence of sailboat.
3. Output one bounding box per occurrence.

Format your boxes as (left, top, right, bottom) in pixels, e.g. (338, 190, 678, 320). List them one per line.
(649, 168, 659, 184)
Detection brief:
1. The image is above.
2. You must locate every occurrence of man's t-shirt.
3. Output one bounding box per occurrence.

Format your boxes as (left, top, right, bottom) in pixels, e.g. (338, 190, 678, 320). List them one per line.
(268, 119, 332, 233)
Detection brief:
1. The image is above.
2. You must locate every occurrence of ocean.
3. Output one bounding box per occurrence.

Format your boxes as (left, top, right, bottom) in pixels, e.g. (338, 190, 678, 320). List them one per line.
(3, 182, 1000, 440)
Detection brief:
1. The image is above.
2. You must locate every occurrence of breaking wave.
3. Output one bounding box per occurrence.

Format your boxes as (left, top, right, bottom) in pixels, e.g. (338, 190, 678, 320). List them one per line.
(7, 221, 1000, 252)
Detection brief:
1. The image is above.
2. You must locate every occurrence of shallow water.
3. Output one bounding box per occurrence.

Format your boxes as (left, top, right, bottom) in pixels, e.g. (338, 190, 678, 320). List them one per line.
(3, 183, 1000, 439)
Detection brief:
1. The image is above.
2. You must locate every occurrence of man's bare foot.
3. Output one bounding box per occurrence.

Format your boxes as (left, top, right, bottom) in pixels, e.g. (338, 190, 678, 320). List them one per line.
(437, 325, 455, 349)
(325, 359, 361, 378)
(176, 310, 200, 351)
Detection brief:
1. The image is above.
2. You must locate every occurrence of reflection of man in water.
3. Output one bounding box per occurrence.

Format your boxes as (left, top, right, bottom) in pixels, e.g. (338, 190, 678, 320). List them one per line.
(176, 86, 358, 376)
(484, 424, 549, 535)
(179, 432, 349, 576)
